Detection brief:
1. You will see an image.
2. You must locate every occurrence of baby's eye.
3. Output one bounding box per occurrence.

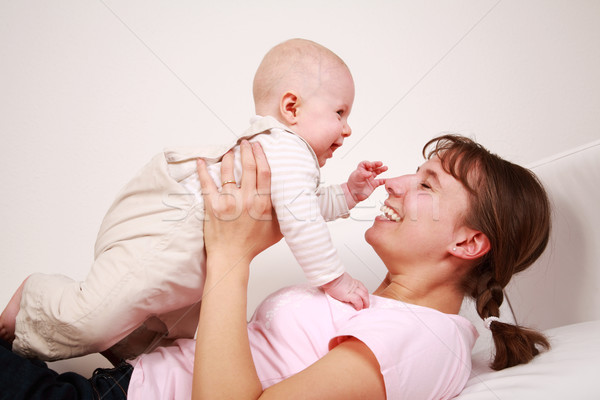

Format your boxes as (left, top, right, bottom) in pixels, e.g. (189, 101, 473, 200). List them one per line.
(337, 110, 344, 116)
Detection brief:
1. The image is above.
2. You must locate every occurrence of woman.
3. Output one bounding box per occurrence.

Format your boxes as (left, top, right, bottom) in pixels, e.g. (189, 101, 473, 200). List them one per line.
(0, 135, 550, 399)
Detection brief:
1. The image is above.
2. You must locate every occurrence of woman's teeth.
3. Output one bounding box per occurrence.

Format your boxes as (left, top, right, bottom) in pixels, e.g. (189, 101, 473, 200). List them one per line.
(380, 205, 401, 222)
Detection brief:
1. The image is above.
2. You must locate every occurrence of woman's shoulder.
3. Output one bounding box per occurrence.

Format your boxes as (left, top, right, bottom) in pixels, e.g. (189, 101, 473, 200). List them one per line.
(333, 295, 478, 355)
(330, 296, 478, 400)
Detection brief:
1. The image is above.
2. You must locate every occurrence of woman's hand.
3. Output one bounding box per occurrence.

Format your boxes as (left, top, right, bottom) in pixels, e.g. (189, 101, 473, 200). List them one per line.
(197, 140, 282, 268)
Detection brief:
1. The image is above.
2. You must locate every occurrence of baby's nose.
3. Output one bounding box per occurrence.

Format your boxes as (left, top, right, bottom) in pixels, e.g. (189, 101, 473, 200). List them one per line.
(342, 122, 352, 137)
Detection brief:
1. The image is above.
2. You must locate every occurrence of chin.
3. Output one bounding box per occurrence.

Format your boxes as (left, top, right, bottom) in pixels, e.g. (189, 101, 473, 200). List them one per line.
(365, 219, 392, 247)
(364, 227, 386, 260)
(364, 224, 377, 245)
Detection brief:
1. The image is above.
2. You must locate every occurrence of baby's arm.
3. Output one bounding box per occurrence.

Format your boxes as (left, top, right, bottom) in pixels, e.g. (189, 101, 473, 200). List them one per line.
(262, 134, 370, 310)
(0, 277, 28, 343)
(342, 161, 387, 209)
(317, 161, 387, 309)
(314, 161, 387, 221)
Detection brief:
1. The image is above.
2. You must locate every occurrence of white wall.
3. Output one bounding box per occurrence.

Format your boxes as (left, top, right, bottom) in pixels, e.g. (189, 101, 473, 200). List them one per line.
(1, 0, 599, 374)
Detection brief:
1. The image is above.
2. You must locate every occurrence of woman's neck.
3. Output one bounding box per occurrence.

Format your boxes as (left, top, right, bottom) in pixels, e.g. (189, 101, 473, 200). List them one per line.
(374, 273, 464, 314)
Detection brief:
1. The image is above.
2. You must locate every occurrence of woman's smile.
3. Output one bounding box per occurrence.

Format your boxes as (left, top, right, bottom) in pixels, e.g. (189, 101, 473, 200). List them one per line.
(380, 204, 401, 222)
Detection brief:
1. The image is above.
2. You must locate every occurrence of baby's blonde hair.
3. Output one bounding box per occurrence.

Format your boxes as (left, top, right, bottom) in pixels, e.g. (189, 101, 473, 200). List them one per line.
(252, 38, 349, 115)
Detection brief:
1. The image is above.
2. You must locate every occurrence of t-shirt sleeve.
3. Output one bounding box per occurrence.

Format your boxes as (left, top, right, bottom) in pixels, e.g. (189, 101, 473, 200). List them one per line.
(328, 308, 474, 400)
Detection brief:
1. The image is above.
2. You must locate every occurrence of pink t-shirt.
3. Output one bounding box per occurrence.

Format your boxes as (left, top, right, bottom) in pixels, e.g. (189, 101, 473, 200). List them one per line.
(127, 285, 477, 399)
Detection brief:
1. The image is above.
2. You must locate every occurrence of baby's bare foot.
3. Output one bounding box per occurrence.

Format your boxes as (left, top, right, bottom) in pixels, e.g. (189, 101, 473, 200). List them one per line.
(0, 278, 28, 343)
(0, 309, 17, 343)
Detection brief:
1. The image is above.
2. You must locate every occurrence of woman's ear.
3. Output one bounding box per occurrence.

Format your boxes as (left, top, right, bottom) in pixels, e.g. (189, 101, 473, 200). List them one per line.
(450, 229, 491, 260)
(279, 91, 299, 125)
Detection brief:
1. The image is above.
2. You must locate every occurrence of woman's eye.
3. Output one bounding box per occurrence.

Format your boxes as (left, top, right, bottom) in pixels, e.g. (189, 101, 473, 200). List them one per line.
(420, 182, 431, 189)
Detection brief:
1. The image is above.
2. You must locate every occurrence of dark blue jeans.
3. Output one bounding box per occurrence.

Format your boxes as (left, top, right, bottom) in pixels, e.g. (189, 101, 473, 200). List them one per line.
(0, 338, 132, 400)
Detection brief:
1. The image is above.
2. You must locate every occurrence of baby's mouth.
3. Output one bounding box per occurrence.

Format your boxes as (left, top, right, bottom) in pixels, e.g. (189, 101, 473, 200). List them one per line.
(380, 205, 401, 222)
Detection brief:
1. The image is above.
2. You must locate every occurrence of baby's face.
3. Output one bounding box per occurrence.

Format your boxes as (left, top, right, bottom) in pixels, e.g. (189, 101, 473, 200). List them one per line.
(293, 65, 355, 167)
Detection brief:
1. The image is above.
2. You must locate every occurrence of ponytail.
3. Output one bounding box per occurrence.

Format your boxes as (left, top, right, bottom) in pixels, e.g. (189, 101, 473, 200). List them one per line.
(465, 268, 550, 370)
(487, 319, 550, 370)
(461, 265, 551, 370)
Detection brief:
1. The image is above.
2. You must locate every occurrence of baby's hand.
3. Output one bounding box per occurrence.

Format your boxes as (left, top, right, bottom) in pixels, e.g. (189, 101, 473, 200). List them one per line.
(321, 272, 370, 310)
(345, 161, 387, 204)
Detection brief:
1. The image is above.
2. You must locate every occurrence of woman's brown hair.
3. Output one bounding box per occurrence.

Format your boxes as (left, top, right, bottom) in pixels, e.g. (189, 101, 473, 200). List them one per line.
(423, 134, 551, 370)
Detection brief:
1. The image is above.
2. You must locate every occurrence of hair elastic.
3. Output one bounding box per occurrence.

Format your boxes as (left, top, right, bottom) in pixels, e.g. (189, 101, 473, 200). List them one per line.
(483, 316, 501, 330)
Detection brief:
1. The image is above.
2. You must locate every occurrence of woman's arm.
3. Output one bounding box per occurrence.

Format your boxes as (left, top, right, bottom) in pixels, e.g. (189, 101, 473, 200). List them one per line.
(192, 140, 385, 400)
(193, 141, 280, 399)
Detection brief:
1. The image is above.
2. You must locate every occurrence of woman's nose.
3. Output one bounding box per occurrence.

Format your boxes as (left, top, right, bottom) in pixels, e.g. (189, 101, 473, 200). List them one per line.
(385, 175, 412, 197)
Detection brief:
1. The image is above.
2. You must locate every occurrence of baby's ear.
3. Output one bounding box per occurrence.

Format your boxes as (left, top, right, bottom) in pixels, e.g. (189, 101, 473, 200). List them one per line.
(279, 91, 299, 124)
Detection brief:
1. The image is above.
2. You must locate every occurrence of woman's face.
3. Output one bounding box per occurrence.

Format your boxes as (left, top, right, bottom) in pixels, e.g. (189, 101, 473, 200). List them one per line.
(365, 156, 471, 266)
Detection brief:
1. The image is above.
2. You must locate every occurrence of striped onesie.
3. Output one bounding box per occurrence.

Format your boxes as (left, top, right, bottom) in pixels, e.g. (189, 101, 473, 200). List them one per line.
(13, 115, 351, 362)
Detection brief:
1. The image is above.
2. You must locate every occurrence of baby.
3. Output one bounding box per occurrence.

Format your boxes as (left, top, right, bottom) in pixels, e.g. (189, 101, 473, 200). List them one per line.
(0, 39, 387, 362)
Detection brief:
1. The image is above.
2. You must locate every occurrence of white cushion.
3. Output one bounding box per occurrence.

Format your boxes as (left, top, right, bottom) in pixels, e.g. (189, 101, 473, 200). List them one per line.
(455, 319, 600, 399)
(506, 140, 600, 329)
